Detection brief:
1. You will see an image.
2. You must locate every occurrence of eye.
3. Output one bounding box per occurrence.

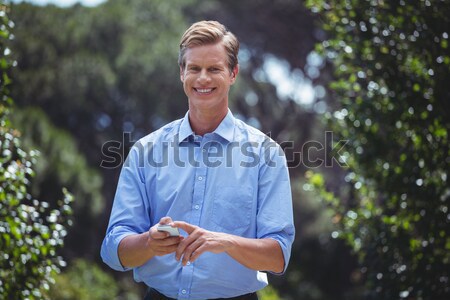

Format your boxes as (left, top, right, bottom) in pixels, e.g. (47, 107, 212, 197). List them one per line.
(189, 66, 200, 72)
(209, 67, 220, 73)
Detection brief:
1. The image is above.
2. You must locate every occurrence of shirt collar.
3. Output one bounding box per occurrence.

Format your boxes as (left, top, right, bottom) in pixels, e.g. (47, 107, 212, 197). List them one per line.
(177, 109, 235, 144)
(178, 111, 194, 143)
(213, 109, 235, 143)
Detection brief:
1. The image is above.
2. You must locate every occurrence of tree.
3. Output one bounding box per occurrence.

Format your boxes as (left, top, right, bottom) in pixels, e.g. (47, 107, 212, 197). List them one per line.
(9, 0, 195, 259)
(306, 0, 450, 298)
(8, 1, 364, 298)
(11, 107, 104, 258)
(0, 4, 73, 299)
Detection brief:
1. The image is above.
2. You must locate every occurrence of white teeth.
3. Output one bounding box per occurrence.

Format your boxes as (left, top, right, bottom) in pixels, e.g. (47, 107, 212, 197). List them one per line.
(196, 88, 213, 93)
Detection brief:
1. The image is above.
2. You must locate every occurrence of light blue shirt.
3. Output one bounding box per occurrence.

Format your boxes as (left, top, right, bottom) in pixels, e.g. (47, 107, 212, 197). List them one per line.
(101, 110, 295, 299)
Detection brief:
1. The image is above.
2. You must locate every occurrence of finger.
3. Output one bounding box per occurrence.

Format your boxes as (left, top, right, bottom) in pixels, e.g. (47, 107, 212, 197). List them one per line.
(150, 227, 170, 240)
(181, 239, 203, 265)
(153, 236, 182, 246)
(152, 237, 183, 252)
(159, 216, 174, 225)
(189, 244, 207, 263)
(176, 231, 199, 261)
(176, 240, 188, 261)
(154, 244, 180, 256)
(172, 221, 197, 234)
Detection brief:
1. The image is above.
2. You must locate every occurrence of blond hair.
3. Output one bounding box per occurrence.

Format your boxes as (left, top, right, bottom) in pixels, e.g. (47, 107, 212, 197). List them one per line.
(178, 20, 239, 72)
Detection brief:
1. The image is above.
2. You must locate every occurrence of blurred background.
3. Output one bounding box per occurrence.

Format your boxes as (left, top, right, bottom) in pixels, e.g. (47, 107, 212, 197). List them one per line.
(1, 0, 448, 299)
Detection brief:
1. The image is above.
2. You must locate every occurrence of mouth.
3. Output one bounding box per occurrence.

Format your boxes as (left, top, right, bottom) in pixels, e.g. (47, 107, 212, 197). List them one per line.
(194, 88, 215, 94)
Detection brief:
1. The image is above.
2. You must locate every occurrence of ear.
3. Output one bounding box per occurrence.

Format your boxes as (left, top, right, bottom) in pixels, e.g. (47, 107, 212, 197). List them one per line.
(230, 64, 239, 84)
(180, 66, 184, 82)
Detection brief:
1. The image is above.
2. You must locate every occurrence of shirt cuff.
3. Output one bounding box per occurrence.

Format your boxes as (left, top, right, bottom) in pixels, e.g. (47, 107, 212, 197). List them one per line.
(101, 229, 135, 272)
(263, 234, 292, 275)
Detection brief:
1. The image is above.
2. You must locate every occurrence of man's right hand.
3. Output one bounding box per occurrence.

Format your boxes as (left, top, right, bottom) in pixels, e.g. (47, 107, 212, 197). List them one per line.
(147, 217, 183, 257)
(118, 216, 182, 268)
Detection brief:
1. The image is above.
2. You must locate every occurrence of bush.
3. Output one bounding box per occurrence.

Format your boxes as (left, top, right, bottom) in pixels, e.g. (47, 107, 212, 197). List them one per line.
(306, 0, 449, 299)
(0, 4, 73, 299)
(47, 259, 119, 300)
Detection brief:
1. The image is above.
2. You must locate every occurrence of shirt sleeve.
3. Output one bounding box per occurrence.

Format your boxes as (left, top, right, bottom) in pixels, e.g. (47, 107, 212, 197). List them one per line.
(256, 139, 295, 275)
(100, 143, 152, 271)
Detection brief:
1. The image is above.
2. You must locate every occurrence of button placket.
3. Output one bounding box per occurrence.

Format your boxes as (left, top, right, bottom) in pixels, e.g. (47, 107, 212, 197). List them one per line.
(179, 137, 205, 299)
(179, 136, 211, 299)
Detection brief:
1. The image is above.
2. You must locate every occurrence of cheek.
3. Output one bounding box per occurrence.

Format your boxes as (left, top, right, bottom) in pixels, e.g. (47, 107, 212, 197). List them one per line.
(183, 73, 194, 84)
(182, 76, 193, 92)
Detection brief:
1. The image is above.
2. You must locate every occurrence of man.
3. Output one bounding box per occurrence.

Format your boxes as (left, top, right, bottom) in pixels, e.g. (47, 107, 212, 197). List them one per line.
(101, 20, 295, 300)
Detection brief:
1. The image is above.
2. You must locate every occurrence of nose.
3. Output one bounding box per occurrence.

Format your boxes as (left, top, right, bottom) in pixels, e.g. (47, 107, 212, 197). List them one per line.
(198, 69, 211, 84)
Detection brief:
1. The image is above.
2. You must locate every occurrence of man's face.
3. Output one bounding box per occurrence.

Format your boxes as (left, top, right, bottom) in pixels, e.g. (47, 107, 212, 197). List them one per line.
(180, 42, 238, 113)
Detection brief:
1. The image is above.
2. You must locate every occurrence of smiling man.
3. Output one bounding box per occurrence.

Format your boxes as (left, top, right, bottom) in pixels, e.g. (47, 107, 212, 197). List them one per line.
(101, 21, 295, 300)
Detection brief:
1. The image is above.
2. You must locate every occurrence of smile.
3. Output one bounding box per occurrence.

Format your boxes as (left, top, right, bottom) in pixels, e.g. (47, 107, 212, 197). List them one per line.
(194, 88, 215, 94)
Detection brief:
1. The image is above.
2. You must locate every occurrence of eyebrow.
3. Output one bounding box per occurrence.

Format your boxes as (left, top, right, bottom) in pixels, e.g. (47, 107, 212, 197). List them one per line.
(186, 62, 225, 68)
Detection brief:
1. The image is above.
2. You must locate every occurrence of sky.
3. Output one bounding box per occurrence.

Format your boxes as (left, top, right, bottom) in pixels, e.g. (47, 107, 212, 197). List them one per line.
(10, 0, 106, 7)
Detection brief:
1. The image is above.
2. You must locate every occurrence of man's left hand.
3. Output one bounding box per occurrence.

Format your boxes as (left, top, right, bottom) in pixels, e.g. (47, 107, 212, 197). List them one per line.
(172, 221, 232, 266)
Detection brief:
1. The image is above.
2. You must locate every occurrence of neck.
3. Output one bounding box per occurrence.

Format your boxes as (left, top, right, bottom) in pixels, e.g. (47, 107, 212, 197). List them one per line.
(188, 106, 228, 136)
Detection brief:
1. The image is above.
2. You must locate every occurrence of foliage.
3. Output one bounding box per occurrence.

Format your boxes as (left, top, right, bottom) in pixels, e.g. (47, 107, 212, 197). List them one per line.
(47, 259, 124, 300)
(7, 0, 197, 260)
(7, 0, 370, 299)
(306, 0, 450, 299)
(258, 285, 282, 300)
(0, 4, 73, 300)
(47, 258, 143, 300)
(197, 0, 324, 162)
(12, 106, 103, 213)
(9, 0, 196, 163)
(11, 107, 104, 257)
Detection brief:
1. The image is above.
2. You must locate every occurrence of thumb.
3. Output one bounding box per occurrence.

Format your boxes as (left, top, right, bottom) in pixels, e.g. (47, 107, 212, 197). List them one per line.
(159, 216, 174, 225)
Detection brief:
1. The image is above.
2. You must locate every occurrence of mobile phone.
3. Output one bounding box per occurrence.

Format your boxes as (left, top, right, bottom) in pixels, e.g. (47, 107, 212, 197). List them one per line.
(157, 225, 180, 237)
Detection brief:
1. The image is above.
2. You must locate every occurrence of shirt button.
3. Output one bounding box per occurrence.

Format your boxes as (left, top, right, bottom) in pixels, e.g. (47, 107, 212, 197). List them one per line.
(194, 205, 200, 210)
(198, 176, 203, 181)
(186, 262, 191, 266)
(181, 289, 187, 294)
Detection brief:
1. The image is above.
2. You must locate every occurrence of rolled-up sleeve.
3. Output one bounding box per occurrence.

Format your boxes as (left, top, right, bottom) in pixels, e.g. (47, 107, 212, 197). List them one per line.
(100, 143, 151, 271)
(101, 228, 135, 271)
(256, 141, 295, 274)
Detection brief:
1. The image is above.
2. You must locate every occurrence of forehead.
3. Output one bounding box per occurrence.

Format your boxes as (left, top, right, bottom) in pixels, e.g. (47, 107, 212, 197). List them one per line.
(184, 42, 228, 66)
